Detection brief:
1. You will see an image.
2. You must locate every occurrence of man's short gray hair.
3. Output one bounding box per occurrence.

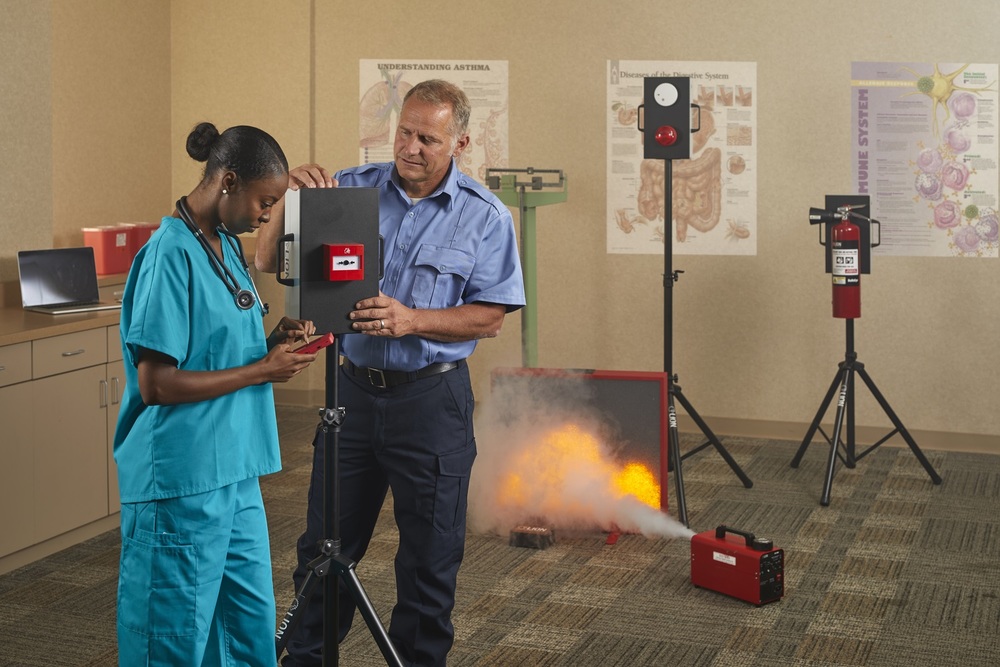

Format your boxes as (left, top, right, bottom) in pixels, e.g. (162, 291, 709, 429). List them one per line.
(403, 79, 471, 138)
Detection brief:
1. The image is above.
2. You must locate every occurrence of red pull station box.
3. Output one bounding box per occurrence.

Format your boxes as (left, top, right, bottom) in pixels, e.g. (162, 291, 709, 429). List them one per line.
(324, 243, 365, 281)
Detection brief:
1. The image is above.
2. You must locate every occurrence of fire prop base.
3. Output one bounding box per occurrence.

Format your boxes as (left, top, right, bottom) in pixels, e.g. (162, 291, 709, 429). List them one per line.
(509, 525, 556, 549)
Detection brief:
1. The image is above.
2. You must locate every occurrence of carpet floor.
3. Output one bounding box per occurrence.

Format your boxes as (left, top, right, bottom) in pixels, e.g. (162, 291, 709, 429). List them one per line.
(1, 405, 998, 666)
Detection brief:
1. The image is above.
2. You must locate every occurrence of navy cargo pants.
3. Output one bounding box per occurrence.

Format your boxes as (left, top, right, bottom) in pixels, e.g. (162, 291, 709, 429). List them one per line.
(282, 360, 476, 667)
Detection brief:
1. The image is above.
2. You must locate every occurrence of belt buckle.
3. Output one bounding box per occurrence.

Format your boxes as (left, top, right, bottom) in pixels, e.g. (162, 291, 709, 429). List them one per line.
(368, 368, 387, 389)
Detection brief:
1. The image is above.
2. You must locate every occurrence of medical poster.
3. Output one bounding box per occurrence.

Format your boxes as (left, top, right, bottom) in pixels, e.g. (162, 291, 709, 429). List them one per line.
(851, 62, 998, 257)
(607, 60, 758, 256)
(358, 59, 509, 183)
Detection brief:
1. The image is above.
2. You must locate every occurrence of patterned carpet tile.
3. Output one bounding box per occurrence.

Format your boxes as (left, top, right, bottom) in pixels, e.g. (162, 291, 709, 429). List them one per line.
(2, 411, 999, 667)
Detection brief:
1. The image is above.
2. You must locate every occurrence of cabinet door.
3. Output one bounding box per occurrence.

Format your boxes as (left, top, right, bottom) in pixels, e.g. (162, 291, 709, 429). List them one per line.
(0, 383, 36, 557)
(107, 360, 124, 514)
(31, 366, 108, 542)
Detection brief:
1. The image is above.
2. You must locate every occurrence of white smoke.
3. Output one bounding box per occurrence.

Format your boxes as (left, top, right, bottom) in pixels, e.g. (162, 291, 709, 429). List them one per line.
(470, 372, 694, 541)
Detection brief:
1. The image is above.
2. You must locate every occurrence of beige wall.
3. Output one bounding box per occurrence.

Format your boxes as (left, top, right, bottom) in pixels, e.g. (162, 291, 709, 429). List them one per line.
(309, 0, 1000, 449)
(4, 0, 999, 450)
(1, 0, 52, 282)
(51, 0, 172, 249)
(2, 0, 171, 280)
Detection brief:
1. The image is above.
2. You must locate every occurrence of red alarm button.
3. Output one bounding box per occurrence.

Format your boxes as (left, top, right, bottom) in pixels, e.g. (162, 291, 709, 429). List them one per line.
(655, 125, 678, 146)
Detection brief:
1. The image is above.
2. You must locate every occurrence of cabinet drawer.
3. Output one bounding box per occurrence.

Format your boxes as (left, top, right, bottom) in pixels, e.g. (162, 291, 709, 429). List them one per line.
(32, 329, 108, 378)
(0, 342, 32, 387)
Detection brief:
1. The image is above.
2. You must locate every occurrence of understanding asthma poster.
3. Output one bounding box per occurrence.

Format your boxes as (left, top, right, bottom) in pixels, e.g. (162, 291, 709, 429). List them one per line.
(358, 59, 509, 184)
(606, 60, 758, 256)
(851, 62, 999, 258)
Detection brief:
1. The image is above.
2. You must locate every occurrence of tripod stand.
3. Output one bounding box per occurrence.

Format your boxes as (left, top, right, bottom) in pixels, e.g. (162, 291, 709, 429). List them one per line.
(275, 337, 404, 667)
(790, 319, 942, 506)
(661, 159, 753, 527)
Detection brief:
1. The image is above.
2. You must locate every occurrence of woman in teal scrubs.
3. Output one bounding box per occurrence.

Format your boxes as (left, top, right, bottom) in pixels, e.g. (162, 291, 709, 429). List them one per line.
(114, 122, 318, 666)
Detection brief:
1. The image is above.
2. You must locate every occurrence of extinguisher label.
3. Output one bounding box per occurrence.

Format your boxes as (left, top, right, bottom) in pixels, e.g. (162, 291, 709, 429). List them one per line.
(832, 242, 859, 277)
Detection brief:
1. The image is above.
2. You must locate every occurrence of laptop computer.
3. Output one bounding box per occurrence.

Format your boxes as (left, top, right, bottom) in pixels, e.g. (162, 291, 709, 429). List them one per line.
(17, 247, 123, 315)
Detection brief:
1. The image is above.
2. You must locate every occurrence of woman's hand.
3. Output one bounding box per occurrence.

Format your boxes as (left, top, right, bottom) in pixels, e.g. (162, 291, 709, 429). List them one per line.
(257, 344, 317, 384)
(268, 317, 316, 349)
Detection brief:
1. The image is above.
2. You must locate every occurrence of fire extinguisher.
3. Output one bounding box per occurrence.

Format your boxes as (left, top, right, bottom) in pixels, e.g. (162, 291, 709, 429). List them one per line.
(830, 212, 861, 319)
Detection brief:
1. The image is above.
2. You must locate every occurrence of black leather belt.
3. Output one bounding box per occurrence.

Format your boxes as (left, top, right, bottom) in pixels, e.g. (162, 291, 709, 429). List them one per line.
(341, 358, 464, 389)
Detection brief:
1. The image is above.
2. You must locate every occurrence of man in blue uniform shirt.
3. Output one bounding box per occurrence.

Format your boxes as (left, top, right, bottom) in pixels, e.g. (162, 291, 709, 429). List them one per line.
(258, 79, 525, 667)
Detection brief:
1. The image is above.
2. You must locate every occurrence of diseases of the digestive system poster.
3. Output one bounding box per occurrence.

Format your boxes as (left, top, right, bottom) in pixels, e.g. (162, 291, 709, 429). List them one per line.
(607, 60, 758, 256)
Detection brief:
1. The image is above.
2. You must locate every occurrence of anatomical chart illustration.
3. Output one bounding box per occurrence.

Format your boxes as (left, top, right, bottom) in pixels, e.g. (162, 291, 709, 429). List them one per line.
(359, 60, 509, 183)
(852, 62, 998, 258)
(607, 60, 757, 255)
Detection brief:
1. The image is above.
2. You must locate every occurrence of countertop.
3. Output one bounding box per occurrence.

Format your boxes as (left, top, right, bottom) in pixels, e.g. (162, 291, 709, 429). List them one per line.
(0, 275, 125, 347)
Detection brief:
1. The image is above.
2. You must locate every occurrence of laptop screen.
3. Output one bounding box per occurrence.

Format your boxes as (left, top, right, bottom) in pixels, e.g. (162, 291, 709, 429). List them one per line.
(17, 247, 102, 308)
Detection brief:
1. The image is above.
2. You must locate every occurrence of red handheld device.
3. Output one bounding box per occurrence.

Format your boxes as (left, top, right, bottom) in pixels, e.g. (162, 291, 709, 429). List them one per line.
(293, 332, 334, 354)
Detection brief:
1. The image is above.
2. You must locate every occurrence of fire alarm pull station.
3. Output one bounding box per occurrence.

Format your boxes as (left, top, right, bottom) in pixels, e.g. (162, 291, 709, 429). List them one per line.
(276, 187, 381, 334)
(325, 244, 365, 282)
(691, 525, 784, 606)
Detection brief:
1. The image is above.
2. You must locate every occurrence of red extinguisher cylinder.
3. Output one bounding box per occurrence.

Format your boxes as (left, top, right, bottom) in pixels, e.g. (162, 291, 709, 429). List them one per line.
(831, 219, 861, 319)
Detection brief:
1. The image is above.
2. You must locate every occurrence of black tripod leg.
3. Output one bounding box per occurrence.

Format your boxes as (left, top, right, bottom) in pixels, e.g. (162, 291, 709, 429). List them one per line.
(276, 563, 320, 658)
(666, 394, 688, 527)
(335, 555, 405, 667)
(673, 387, 753, 488)
(324, 561, 339, 666)
(821, 368, 852, 506)
(791, 369, 841, 468)
(855, 366, 942, 484)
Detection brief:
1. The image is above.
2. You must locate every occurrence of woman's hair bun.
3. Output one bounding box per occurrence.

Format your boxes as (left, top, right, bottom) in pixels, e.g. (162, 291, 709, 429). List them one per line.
(185, 122, 220, 162)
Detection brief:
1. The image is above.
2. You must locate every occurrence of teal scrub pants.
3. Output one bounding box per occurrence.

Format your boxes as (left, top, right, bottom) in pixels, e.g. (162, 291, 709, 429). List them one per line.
(117, 477, 276, 666)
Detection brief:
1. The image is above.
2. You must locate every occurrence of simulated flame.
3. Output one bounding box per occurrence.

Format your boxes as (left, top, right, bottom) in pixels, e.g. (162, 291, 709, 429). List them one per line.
(498, 424, 661, 515)
(472, 420, 693, 540)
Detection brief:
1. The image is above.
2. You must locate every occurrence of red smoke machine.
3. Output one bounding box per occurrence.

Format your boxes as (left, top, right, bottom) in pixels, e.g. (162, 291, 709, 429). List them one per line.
(691, 525, 784, 605)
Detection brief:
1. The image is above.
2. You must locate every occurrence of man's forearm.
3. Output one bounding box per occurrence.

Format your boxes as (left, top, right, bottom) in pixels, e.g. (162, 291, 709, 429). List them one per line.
(408, 303, 506, 342)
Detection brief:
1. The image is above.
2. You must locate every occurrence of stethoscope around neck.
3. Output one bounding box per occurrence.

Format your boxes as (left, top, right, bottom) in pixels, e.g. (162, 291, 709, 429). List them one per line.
(175, 196, 268, 315)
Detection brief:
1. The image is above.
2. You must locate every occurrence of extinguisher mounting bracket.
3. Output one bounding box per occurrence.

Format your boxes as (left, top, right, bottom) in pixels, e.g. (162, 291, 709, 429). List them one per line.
(810, 195, 877, 274)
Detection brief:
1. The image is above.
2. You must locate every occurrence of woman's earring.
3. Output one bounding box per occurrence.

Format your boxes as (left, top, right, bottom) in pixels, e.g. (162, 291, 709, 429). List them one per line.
(222, 189, 228, 195)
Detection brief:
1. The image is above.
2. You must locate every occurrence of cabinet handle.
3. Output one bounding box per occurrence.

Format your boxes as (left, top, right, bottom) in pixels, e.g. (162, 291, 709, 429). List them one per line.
(100, 379, 108, 409)
(0, 365, 5, 372)
(111, 377, 120, 405)
(62, 348, 86, 357)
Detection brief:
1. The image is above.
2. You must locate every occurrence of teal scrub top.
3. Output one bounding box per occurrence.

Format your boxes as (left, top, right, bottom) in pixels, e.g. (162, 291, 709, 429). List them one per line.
(113, 216, 281, 503)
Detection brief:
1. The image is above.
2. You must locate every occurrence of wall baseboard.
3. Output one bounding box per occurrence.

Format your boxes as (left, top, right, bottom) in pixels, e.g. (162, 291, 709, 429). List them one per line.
(274, 390, 998, 455)
(0, 514, 120, 576)
(677, 415, 999, 455)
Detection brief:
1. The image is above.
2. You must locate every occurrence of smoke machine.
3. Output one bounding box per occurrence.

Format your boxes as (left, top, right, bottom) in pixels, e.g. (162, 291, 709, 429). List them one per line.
(691, 525, 784, 606)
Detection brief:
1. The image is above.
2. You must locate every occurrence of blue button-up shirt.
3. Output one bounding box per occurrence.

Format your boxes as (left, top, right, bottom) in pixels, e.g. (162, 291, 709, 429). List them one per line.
(337, 160, 525, 371)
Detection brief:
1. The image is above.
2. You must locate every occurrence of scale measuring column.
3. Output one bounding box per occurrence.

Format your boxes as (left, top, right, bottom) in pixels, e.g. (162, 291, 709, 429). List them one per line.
(487, 168, 567, 368)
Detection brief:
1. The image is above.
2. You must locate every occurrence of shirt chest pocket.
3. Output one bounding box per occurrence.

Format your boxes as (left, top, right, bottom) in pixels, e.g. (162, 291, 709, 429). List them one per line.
(410, 245, 475, 309)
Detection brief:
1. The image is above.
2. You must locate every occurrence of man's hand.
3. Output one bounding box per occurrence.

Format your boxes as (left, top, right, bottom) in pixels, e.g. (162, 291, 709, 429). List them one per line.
(350, 293, 412, 338)
(289, 164, 338, 190)
(350, 293, 506, 342)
